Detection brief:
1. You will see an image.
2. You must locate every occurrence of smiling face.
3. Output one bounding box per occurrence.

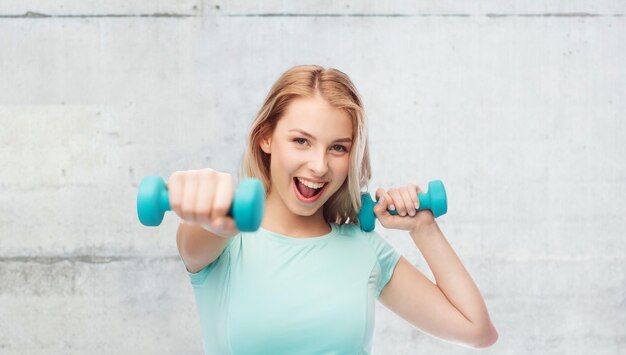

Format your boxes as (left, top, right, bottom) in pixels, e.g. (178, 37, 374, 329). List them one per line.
(260, 94, 353, 224)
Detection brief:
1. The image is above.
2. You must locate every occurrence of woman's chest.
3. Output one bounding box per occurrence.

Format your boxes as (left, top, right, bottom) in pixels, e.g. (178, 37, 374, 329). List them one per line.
(227, 241, 377, 354)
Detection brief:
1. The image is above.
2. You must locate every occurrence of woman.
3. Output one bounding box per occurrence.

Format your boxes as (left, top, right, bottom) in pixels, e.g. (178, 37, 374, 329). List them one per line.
(170, 65, 498, 354)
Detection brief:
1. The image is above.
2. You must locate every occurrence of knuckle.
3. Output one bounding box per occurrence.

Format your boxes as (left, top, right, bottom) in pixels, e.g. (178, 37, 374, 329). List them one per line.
(180, 205, 195, 217)
(177, 170, 193, 183)
(169, 170, 182, 181)
(200, 168, 217, 179)
(196, 206, 211, 218)
(217, 172, 233, 186)
(212, 203, 229, 217)
(170, 200, 181, 212)
(189, 169, 201, 180)
(168, 174, 181, 189)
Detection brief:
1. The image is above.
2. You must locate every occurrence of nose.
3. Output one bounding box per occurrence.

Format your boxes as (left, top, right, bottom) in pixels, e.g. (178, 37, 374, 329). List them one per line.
(308, 149, 329, 177)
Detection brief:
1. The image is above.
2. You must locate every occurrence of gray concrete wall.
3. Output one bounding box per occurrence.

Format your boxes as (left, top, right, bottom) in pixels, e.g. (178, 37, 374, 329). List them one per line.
(1, 1, 625, 354)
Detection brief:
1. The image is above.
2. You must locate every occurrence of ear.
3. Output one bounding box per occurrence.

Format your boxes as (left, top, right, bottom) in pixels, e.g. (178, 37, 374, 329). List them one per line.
(260, 135, 272, 154)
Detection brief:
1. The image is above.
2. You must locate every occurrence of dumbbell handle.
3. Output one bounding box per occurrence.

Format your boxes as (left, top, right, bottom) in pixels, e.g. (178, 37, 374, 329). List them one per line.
(154, 187, 172, 213)
(387, 193, 435, 216)
(148, 187, 235, 216)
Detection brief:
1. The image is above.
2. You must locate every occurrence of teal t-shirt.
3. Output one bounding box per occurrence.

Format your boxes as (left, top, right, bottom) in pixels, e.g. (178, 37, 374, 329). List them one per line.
(186, 223, 402, 355)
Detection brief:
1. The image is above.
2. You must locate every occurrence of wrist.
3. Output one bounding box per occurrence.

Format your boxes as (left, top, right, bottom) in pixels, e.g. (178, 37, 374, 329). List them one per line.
(200, 223, 234, 239)
(410, 221, 439, 238)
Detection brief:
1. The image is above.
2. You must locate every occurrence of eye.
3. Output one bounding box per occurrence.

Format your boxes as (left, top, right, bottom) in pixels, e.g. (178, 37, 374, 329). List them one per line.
(332, 145, 348, 153)
(293, 138, 347, 153)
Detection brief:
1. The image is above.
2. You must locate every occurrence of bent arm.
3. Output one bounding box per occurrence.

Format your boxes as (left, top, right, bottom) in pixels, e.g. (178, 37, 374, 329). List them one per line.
(176, 222, 233, 273)
(379, 223, 498, 348)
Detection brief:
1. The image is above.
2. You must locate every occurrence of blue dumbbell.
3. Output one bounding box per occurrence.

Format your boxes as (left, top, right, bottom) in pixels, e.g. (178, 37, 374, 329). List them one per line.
(137, 176, 265, 232)
(358, 180, 448, 232)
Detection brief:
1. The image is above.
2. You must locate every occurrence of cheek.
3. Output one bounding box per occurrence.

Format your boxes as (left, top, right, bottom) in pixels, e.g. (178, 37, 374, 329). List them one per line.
(332, 157, 350, 180)
(272, 144, 297, 173)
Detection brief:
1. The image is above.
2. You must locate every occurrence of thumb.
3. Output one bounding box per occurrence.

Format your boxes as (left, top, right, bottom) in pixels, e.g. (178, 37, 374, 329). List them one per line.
(221, 217, 239, 236)
(213, 216, 239, 238)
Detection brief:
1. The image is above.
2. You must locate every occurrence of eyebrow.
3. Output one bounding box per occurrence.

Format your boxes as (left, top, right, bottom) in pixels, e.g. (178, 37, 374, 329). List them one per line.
(289, 129, 353, 144)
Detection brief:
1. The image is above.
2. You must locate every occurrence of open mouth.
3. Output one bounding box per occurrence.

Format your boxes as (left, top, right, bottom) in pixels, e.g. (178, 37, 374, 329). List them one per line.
(293, 177, 327, 201)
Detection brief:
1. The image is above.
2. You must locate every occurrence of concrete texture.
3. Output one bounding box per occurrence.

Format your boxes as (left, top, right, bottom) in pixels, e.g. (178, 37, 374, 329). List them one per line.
(1, 1, 625, 354)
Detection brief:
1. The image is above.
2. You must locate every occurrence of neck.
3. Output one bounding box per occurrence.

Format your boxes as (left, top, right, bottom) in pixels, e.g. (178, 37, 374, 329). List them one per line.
(261, 189, 331, 238)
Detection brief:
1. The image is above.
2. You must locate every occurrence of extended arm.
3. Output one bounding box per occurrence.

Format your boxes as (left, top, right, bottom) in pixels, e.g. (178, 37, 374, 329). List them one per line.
(176, 222, 232, 273)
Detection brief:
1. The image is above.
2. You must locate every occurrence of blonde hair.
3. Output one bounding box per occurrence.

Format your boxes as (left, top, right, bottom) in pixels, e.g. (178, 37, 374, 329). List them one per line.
(240, 65, 371, 225)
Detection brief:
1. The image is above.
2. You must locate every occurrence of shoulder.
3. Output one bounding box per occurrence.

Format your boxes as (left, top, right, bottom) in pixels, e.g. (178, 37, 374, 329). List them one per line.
(332, 222, 363, 237)
(333, 222, 386, 241)
(341, 224, 401, 267)
(332, 223, 389, 252)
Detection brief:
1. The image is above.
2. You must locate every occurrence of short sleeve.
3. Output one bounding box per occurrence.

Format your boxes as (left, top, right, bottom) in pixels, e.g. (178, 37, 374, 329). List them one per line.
(362, 230, 402, 298)
(185, 234, 239, 286)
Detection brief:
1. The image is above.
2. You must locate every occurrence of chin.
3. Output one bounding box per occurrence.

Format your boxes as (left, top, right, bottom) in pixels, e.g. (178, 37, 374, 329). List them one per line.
(295, 208, 319, 217)
(289, 200, 326, 218)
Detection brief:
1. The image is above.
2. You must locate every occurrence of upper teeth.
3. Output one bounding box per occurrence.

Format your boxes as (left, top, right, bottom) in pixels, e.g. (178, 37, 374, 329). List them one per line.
(297, 177, 326, 189)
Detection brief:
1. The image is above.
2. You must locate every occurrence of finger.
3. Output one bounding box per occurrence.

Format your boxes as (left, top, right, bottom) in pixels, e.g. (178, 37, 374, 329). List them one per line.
(378, 189, 396, 213)
(373, 188, 389, 216)
(180, 172, 199, 222)
(374, 188, 385, 204)
(210, 174, 235, 227)
(413, 184, 423, 210)
(167, 171, 184, 217)
(415, 185, 425, 211)
(376, 188, 396, 213)
(388, 188, 406, 216)
(384, 190, 394, 213)
(194, 173, 216, 226)
(402, 184, 420, 216)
